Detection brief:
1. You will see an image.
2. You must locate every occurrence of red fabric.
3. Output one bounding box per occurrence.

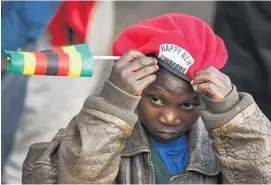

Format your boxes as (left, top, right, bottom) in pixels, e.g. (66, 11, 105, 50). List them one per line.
(51, 48, 70, 76)
(48, 1, 95, 46)
(112, 14, 228, 80)
(33, 51, 47, 75)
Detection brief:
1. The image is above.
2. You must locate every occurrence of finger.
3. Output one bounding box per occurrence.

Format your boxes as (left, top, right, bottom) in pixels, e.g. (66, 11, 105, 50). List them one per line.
(192, 66, 222, 86)
(193, 71, 230, 88)
(194, 66, 219, 76)
(193, 82, 219, 97)
(193, 66, 226, 83)
(117, 50, 144, 67)
(128, 57, 158, 72)
(1, 58, 7, 72)
(136, 74, 157, 96)
(192, 72, 221, 87)
(134, 65, 159, 80)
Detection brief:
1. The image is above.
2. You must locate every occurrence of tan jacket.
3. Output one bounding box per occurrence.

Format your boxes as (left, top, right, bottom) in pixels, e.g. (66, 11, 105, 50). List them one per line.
(22, 80, 271, 184)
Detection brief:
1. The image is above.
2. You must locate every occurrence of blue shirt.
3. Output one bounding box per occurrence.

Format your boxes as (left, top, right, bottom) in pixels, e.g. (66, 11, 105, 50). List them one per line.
(151, 136, 189, 175)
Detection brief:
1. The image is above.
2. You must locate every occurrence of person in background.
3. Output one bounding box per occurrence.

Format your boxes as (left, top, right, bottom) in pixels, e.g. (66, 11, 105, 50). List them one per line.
(213, 1, 271, 119)
(2, 1, 115, 183)
(23, 14, 271, 184)
(1, 1, 61, 173)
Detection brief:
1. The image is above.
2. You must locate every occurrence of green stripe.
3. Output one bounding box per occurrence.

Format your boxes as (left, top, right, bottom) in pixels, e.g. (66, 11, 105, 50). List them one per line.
(42, 44, 89, 54)
(5, 50, 25, 74)
(73, 45, 93, 77)
(80, 52, 93, 77)
(74, 44, 90, 53)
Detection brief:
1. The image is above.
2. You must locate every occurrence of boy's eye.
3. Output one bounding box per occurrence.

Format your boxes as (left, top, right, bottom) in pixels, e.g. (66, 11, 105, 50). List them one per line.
(181, 103, 195, 110)
(150, 96, 163, 105)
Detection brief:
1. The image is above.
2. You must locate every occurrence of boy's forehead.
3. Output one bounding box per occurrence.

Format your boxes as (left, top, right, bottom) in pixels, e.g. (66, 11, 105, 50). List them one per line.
(151, 68, 192, 94)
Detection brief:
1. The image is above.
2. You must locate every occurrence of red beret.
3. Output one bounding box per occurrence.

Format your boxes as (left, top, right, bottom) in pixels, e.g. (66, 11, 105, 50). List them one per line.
(112, 13, 228, 81)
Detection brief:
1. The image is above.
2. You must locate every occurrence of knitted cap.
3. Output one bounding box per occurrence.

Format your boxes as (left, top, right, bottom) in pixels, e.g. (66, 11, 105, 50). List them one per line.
(112, 13, 228, 81)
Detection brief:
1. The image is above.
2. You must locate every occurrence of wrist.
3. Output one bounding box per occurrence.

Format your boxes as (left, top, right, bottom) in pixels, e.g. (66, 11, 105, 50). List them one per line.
(100, 80, 141, 111)
(201, 85, 239, 114)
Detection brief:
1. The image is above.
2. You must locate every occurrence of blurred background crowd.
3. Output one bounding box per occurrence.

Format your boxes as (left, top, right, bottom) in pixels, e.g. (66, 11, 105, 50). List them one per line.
(1, 1, 271, 184)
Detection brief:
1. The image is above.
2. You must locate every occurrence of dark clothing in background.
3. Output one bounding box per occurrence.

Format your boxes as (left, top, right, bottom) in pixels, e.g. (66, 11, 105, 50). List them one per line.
(213, 1, 271, 119)
(1, 75, 28, 172)
(1, 1, 61, 172)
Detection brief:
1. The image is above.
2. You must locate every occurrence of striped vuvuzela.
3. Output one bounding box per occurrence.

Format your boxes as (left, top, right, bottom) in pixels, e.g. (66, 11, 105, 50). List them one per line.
(6, 44, 93, 77)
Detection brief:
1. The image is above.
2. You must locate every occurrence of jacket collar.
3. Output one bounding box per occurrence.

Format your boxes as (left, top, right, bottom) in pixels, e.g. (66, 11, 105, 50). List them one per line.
(121, 118, 220, 176)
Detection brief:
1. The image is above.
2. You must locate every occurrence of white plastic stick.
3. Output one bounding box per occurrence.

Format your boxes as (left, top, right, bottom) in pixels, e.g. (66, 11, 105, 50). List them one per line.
(93, 56, 120, 60)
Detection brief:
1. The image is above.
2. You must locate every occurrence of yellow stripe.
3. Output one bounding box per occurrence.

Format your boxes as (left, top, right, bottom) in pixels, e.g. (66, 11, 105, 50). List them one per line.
(68, 52, 82, 77)
(63, 46, 82, 77)
(22, 52, 36, 75)
(62, 45, 77, 53)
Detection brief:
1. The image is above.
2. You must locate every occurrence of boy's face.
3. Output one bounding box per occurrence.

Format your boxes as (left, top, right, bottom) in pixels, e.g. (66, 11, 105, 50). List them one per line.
(137, 67, 202, 142)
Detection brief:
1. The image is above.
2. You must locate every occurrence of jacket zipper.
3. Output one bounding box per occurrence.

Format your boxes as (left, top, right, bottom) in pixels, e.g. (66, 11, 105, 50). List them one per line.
(170, 174, 186, 183)
(148, 153, 155, 184)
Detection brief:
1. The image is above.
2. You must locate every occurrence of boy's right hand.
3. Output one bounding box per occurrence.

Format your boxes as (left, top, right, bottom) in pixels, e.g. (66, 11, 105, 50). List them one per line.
(1, 58, 7, 73)
(109, 50, 159, 96)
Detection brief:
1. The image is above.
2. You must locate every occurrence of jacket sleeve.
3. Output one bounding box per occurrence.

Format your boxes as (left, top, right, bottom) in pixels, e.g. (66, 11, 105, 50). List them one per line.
(201, 86, 271, 184)
(24, 80, 140, 184)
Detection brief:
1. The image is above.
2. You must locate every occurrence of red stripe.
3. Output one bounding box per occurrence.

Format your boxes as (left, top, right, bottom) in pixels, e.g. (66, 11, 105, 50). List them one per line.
(33, 51, 47, 75)
(51, 48, 70, 76)
(51, 47, 65, 54)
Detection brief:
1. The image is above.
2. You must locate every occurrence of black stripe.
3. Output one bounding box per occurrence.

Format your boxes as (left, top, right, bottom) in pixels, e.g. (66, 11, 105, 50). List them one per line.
(41, 51, 59, 76)
(42, 49, 54, 54)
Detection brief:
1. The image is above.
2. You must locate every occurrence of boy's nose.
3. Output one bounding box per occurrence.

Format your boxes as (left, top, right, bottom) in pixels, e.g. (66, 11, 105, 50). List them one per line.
(158, 110, 181, 125)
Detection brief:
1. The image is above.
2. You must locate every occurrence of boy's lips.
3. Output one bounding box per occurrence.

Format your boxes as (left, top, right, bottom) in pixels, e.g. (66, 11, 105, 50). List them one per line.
(156, 131, 178, 140)
(156, 131, 178, 135)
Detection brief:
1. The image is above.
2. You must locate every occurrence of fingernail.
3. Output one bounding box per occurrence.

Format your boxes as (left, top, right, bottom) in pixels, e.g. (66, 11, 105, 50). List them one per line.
(190, 80, 194, 85)
(156, 65, 159, 70)
(154, 58, 158, 64)
(193, 85, 197, 91)
(136, 90, 143, 96)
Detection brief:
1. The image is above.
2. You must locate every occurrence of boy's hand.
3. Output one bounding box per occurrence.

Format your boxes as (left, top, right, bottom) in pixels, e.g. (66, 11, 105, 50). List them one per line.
(109, 50, 159, 96)
(1, 58, 7, 73)
(191, 66, 232, 101)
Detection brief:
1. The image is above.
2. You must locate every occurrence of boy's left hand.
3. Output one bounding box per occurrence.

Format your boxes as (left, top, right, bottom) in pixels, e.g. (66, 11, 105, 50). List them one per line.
(191, 66, 232, 101)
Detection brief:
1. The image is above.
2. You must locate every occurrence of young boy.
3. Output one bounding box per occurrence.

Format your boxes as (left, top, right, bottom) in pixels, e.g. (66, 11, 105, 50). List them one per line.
(23, 14, 271, 184)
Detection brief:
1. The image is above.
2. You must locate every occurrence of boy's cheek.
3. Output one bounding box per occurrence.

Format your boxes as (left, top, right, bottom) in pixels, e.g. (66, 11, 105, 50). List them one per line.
(179, 107, 201, 128)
